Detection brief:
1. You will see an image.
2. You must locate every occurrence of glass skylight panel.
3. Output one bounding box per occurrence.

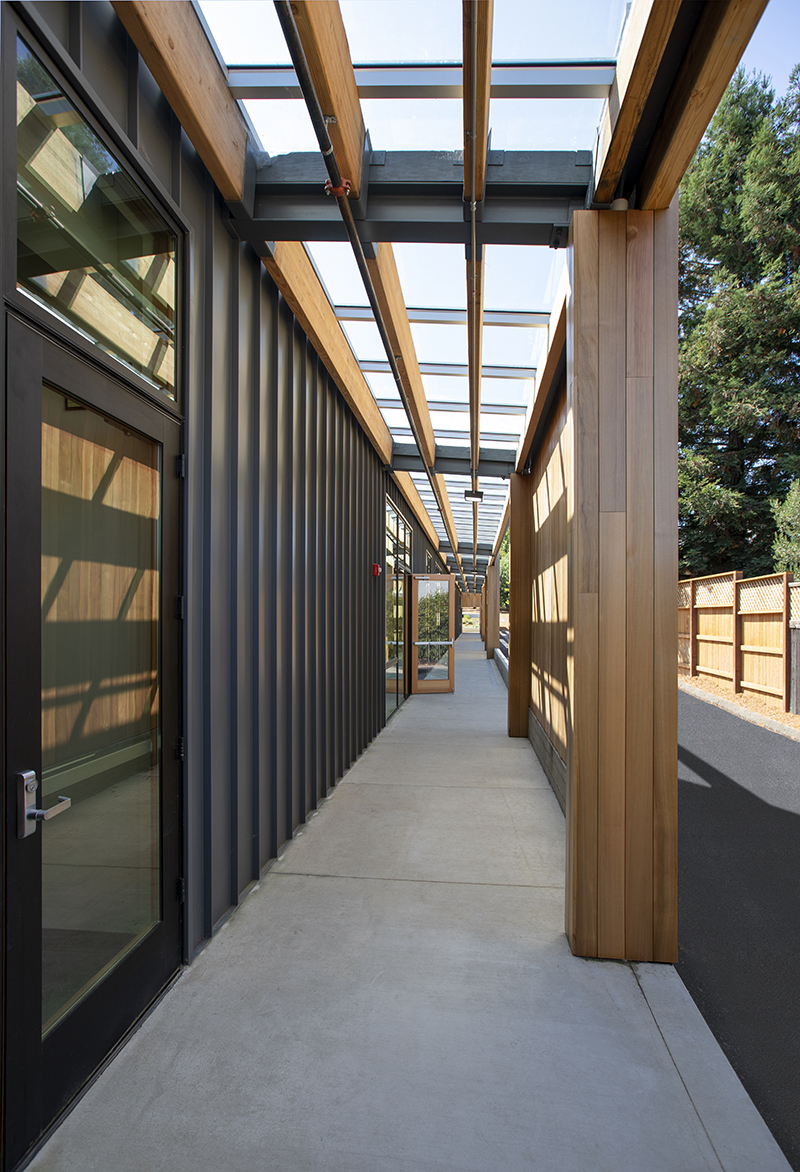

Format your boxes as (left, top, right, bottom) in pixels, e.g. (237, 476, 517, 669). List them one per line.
(244, 99, 318, 157)
(361, 100, 462, 151)
(409, 323, 468, 366)
(339, 319, 384, 361)
(198, 1, 291, 65)
(483, 246, 562, 313)
(481, 326, 541, 368)
(364, 371, 401, 400)
(492, 0, 627, 61)
(305, 242, 370, 306)
(340, 0, 462, 63)
(481, 377, 531, 406)
(422, 374, 469, 403)
(489, 98, 604, 153)
(394, 245, 467, 310)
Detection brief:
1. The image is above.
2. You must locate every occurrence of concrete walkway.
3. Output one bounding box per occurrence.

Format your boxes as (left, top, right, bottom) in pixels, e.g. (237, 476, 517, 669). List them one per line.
(31, 635, 789, 1172)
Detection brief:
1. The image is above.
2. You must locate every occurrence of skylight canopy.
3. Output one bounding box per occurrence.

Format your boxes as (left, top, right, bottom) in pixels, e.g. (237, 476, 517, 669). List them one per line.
(198, 0, 629, 585)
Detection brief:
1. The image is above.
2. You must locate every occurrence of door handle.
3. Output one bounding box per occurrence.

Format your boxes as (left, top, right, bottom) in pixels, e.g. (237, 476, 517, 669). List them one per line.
(17, 771, 72, 839)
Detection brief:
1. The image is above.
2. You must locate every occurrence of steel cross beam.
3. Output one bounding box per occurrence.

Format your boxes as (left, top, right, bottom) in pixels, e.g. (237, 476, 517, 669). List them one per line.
(227, 61, 615, 100)
(336, 305, 550, 328)
(228, 150, 590, 246)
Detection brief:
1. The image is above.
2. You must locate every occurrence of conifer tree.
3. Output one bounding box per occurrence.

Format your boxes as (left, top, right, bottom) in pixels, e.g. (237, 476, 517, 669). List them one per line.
(678, 66, 800, 578)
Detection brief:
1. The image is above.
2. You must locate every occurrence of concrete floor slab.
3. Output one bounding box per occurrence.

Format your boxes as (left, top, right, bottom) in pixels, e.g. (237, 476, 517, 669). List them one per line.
(29, 634, 791, 1172)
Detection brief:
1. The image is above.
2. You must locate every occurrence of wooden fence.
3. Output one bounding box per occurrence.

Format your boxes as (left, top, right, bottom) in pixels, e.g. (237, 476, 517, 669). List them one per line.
(678, 571, 797, 711)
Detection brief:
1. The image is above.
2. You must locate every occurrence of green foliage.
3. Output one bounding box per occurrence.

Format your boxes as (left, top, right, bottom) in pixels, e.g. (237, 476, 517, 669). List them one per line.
(679, 66, 800, 579)
(498, 530, 510, 610)
(772, 480, 800, 573)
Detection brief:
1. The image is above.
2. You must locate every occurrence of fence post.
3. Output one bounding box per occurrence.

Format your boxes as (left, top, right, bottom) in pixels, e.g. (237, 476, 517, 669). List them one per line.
(784, 572, 793, 712)
(689, 578, 697, 676)
(733, 573, 742, 693)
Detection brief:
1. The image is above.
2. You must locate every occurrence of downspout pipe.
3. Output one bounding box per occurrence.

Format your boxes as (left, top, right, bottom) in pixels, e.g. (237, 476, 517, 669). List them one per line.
(274, 1, 460, 580)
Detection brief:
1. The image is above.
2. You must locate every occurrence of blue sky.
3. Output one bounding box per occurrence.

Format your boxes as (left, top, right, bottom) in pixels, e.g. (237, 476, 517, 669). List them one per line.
(740, 0, 800, 96)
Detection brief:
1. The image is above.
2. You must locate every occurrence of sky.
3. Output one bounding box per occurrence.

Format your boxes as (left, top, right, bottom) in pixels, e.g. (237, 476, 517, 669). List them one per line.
(739, 0, 800, 96)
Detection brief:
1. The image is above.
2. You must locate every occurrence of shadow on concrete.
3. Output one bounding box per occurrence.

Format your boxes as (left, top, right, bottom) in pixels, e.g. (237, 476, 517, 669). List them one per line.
(677, 736, 800, 1171)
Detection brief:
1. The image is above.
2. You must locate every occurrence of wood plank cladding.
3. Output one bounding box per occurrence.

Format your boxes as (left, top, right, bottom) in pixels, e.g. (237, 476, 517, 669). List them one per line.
(563, 203, 678, 962)
(112, 1, 248, 201)
(262, 242, 392, 465)
(530, 385, 569, 772)
(290, 0, 366, 199)
(508, 472, 533, 737)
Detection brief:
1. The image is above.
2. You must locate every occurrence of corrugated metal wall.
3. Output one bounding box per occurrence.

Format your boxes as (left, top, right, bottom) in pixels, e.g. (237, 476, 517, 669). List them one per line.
(12, 0, 441, 958)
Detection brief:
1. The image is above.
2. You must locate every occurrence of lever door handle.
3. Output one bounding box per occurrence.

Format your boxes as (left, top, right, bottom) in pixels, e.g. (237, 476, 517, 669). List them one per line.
(17, 771, 72, 838)
(29, 796, 72, 823)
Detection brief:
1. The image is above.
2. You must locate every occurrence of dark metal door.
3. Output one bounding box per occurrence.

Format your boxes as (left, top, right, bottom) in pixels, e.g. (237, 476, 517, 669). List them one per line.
(3, 317, 182, 1169)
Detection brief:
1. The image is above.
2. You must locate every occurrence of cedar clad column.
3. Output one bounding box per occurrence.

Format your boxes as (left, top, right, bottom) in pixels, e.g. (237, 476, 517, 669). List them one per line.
(485, 562, 500, 659)
(508, 472, 533, 736)
(566, 201, 678, 963)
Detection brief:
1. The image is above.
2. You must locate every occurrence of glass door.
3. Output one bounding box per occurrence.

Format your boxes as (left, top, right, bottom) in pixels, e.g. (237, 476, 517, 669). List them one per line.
(410, 574, 456, 694)
(4, 319, 182, 1169)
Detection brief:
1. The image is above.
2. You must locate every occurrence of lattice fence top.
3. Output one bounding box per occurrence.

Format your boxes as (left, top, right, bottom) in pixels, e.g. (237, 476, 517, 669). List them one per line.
(678, 582, 691, 608)
(790, 583, 800, 623)
(694, 573, 735, 606)
(738, 575, 784, 613)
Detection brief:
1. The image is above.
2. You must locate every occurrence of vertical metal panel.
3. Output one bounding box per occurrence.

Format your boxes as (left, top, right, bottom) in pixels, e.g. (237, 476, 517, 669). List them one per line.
(275, 296, 293, 850)
(209, 210, 233, 928)
(7, 0, 467, 962)
(291, 320, 306, 830)
(305, 353, 318, 809)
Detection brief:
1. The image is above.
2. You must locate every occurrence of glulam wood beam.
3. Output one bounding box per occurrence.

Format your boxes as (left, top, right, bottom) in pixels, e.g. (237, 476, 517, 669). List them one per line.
(262, 242, 392, 465)
(466, 250, 485, 476)
(638, 0, 769, 209)
(366, 244, 436, 469)
(462, 0, 494, 203)
(516, 271, 568, 474)
(392, 472, 440, 549)
(290, 0, 366, 198)
(594, 0, 682, 206)
(111, 0, 248, 201)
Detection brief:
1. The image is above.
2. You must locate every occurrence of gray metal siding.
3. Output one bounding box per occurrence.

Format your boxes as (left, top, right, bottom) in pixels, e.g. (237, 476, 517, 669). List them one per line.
(5, 0, 445, 959)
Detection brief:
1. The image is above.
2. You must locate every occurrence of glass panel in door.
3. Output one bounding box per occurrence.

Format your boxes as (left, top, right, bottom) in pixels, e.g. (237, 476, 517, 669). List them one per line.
(41, 384, 161, 1034)
(411, 575, 456, 694)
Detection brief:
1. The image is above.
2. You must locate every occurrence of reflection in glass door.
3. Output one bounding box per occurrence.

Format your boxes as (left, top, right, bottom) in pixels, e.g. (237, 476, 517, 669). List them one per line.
(411, 574, 456, 694)
(41, 386, 162, 1034)
(385, 499, 411, 718)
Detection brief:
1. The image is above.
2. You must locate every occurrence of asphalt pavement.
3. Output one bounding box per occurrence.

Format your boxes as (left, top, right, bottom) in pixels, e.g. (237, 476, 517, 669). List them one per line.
(678, 690, 800, 1170)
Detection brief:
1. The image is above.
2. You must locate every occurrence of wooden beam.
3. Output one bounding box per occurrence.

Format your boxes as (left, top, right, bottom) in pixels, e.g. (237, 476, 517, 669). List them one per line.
(262, 242, 392, 465)
(391, 472, 439, 550)
(508, 472, 533, 737)
(516, 269, 568, 473)
(462, 0, 494, 203)
(366, 244, 436, 468)
(466, 250, 485, 475)
(638, 0, 769, 209)
(593, 0, 682, 205)
(290, 1, 366, 198)
(490, 496, 510, 562)
(111, 1, 248, 201)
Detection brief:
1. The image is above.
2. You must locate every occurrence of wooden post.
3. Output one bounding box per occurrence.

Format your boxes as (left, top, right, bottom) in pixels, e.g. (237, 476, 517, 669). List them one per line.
(508, 472, 533, 737)
(480, 584, 486, 643)
(784, 572, 793, 713)
(733, 572, 743, 694)
(485, 562, 500, 659)
(566, 200, 678, 963)
(689, 578, 698, 677)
